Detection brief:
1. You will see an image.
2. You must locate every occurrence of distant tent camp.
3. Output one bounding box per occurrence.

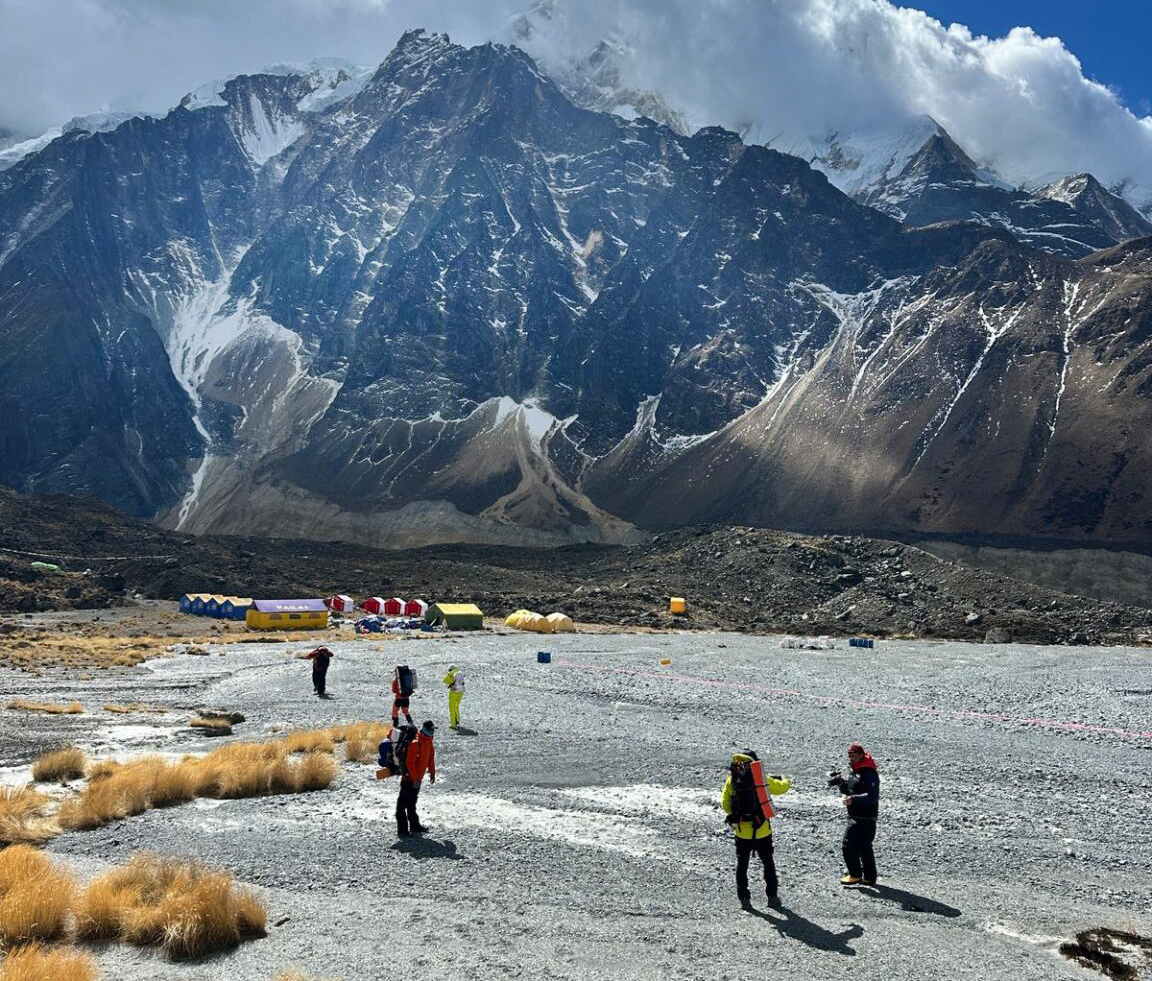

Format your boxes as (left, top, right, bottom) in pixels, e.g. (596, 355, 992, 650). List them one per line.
(383, 597, 405, 616)
(404, 599, 428, 618)
(504, 609, 553, 633)
(425, 603, 484, 630)
(180, 593, 212, 614)
(219, 597, 253, 621)
(325, 594, 355, 614)
(246, 599, 329, 631)
(361, 597, 386, 615)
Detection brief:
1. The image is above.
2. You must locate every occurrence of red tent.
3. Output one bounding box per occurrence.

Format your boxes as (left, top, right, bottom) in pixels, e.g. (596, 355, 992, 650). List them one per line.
(361, 597, 386, 614)
(382, 597, 405, 616)
(325, 594, 354, 613)
(404, 599, 428, 617)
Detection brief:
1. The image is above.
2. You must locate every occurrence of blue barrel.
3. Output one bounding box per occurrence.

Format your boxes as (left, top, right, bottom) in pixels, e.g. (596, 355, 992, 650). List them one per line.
(537, 651, 552, 663)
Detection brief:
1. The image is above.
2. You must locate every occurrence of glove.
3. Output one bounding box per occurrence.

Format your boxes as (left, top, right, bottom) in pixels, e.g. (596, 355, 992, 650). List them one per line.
(724, 814, 739, 826)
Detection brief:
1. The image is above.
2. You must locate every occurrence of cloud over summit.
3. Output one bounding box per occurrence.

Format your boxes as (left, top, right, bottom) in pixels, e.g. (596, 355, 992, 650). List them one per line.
(2, 0, 1150, 205)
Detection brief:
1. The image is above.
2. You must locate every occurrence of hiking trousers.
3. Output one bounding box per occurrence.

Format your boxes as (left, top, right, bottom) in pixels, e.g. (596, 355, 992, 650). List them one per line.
(396, 779, 422, 835)
(312, 665, 328, 695)
(735, 835, 778, 898)
(843, 818, 878, 881)
(448, 690, 463, 727)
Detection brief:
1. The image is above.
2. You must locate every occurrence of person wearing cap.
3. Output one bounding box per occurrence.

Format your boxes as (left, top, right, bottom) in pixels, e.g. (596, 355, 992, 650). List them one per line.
(830, 742, 881, 886)
(442, 665, 465, 728)
(720, 750, 791, 905)
(396, 720, 437, 837)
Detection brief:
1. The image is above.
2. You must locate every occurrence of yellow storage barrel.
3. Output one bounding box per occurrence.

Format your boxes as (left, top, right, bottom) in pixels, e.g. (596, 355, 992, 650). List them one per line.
(669, 597, 687, 615)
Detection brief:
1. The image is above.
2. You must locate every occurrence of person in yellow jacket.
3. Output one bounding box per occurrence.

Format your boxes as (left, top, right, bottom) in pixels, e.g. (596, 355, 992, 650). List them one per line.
(721, 750, 791, 906)
(442, 665, 465, 728)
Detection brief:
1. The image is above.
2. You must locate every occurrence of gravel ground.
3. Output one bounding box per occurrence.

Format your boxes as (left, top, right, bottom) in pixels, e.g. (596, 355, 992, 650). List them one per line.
(1, 623, 1150, 981)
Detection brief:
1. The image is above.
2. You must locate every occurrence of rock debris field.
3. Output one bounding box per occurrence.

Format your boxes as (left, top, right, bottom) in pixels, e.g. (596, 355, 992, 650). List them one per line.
(1, 617, 1150, 981)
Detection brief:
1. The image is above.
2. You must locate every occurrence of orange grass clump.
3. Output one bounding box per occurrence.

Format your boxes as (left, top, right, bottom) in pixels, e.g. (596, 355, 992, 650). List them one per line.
(0, 943, 98, 981)
(76, 853, 266, 960)
(103, 703, 168, 715)
(280, 729, 334, 755)
(5, 700, 83, 715)
(32, 747, 87, 783)
(0, 845, 77, 945)
(0, 786, 58, 847)
(333, 722, 392, 763)
(61, 739, 341, 830)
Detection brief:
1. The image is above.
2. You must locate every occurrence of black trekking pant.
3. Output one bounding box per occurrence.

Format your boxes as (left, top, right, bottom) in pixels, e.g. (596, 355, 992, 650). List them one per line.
(843, 818, 877, 881)
(396, 779, 422, 834)
(735, 834, 778, 898)
(312, 665, 328, 695)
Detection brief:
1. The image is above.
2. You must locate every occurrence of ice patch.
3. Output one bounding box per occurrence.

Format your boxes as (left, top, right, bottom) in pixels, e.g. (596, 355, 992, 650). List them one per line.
(239, 93, 304, 167)
(0, 129, 62, 171)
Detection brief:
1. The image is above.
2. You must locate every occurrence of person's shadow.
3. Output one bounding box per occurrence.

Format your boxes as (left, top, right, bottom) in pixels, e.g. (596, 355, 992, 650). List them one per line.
(453, 726, 478, 736)
(317, 692, 335, 700)
(745, 903, 863, 956)
(390, 836, 463, 860)
(856, 883, 961, 917)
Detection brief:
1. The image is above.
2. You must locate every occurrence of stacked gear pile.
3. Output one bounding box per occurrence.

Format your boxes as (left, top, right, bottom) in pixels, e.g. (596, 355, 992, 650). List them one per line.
(504, 609, 575, 633)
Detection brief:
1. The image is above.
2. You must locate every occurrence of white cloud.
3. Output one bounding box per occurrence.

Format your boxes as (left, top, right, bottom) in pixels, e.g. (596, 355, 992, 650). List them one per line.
(1, 0, 1150, 208)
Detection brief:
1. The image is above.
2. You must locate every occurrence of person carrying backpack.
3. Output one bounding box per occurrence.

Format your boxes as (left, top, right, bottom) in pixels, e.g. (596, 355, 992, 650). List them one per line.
(303, 646, 333, 696)
(396, 720, 436, 837)
(391, 665, 416, 727)
(721, 750, 791, 906)
(442, 665, 465, 728)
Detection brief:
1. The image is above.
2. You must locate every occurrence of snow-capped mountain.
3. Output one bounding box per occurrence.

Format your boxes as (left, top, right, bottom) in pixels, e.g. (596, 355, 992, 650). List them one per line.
(1, 31, 1151, 548)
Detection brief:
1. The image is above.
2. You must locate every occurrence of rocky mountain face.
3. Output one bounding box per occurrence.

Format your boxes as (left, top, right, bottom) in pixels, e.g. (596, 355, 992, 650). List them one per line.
(1, 32, 1150, 549)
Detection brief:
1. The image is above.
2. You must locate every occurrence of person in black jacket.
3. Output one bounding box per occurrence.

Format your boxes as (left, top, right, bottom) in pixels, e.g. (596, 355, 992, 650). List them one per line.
(830, 741, 880, 885)
(304, 646, 333, 696)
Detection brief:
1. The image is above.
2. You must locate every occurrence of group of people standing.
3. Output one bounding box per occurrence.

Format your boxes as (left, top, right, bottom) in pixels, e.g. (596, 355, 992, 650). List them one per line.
(305, 645, 879, 888)
(721, 741, 881, 906)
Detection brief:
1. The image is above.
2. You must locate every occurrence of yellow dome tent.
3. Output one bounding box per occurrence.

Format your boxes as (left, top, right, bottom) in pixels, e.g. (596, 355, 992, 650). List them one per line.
(545, 612, 575, 632)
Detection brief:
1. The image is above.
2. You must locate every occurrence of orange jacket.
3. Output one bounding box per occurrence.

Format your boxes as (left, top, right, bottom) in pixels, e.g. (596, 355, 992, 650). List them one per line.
(406, 734, 436, 783)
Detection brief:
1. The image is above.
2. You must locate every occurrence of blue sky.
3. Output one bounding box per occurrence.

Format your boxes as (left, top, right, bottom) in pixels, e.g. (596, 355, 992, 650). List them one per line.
(914, 1, 1152, 112)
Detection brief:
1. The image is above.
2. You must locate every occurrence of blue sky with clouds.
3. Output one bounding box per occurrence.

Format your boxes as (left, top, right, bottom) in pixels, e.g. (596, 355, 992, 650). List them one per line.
(913, 0, 1151, 112)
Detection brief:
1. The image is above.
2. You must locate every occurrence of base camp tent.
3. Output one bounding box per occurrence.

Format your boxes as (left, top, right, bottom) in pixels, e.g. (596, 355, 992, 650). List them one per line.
(404, 599, 428, 617)
(180, 593, 212, 614)
(361, 597, 386, 614)
(546, 612, 575, 632)
(425, 603, 484, 630)
(325, 594, 355, 613)
(219, 597, 253, 621)
(246, 599, 329, 631)
(383, 597, 406, 616)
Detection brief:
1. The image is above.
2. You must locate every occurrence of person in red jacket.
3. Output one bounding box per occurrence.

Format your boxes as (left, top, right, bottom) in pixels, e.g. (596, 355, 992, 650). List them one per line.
(396, 720, 436, 837)
(391, 675, 414, 728)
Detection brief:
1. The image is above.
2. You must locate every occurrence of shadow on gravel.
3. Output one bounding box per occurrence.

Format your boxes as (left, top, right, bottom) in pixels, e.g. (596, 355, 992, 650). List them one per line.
(390, 837, 463, 860)
(856, 884, 961, 918)
(453, 726, 478, 736)
(747, 904, 863, 955)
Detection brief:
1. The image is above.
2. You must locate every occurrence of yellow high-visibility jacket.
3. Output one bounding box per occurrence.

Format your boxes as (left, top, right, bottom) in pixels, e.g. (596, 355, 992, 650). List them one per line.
(721, 758, 791, 840)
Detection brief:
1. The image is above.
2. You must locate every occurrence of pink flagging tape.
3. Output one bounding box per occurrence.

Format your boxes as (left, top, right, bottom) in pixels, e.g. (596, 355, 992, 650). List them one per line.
(553, 659, 1152, 741)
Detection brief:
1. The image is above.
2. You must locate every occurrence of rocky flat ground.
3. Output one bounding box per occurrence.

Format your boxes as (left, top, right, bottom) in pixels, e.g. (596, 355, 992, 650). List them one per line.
(0, 620, 1149, 981)
(2, 488, 1152, 646)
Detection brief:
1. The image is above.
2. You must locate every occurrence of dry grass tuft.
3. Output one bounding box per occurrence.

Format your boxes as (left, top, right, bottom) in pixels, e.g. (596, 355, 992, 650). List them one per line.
(188, 716, 233, 735)
(0, 943, 98, 981)
(0, 785, 58, 847)
(76, 853, 266, 960)
(0, 845, 77, 945)
(6, 700, 83, 715)
(280, 729, 334, 755)
(0, 632, 176, 673)
(103, 703, 168, 715)
(333, 721, 392, 763)
(32, 746, 87, 783)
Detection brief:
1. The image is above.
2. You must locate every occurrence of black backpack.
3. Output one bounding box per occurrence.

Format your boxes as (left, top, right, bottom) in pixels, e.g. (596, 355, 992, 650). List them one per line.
(730, 760, 766, 828)
(392, 724, 418, 776)
(394, 664, 417, 696)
